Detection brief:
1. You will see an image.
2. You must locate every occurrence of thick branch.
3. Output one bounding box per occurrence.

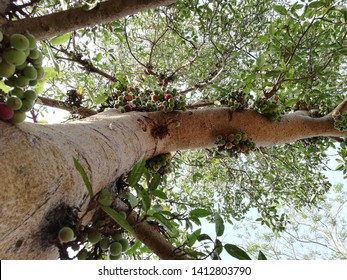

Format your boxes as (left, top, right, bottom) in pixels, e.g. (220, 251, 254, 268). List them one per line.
(112, 198, 189, 260)
(1, 107, 346, 259)
(1, 0, 177, 39)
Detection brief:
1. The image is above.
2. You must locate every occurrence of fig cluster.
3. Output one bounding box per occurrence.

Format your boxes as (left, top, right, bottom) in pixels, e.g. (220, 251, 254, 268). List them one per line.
(77, 231, 129, 260)
(0, 32, 44, 123)
(146, 153, 172, 175)
(107, 87, 186, 113)
(253, 97, 283, 121)
(332, 110, 347, 131)
(216, 131, 255, 157)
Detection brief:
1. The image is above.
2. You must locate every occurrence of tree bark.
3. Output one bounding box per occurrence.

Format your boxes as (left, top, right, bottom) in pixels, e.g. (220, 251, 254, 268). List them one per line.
(0, 107, 346, 259)
(0, 0, 177, 39)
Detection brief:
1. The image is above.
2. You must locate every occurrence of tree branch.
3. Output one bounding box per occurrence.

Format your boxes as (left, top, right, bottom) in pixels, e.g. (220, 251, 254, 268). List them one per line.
(1, 0, 177, 39)
(38, 96, 97, 118)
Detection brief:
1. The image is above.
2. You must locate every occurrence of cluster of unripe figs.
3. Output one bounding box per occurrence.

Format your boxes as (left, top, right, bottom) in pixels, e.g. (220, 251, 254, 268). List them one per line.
(146, 153, 173, 175)
(216, 131, 256, 156)
(253, 97, 283, 121)
(0, 32, 43, 123)
(332, 110, 347, 131)
(110, 87, 187, 113)
(58, 225, 130, 260)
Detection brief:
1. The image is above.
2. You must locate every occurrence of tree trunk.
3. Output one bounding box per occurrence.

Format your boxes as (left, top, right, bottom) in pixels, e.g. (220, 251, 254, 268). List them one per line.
(0, 107, 346, 259)
(0, 0, 177, 39)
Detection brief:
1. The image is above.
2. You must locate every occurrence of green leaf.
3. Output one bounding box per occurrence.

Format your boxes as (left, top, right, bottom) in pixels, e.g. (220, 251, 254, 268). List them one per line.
(125, 240, 142, 255)
(224, 244, 252, 260)
(285, 98, 300, 107)
(50, 32, 72, 46)
(188, 229, 201, 247)
(73, 157, 93, 198)
(127, 155, 146, 187)
(273, 5, 288, 15)
(149, 173, 161, 191)
(258, 250, 267, 260)
(308, 1, 325, 9)
(190, 208, 212, 218)
(153, 212, 176, 233)
(45, 44, 60, 72)
(197, 233, 212, 242)
(101, 206, 134, 235)
(215, 213, 225, 237)
(152, 189, 168, 200)
(133, 183, 151, 212)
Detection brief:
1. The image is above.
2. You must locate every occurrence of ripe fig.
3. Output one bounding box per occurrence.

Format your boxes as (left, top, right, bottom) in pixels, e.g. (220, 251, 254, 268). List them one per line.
(164, 93, 173, 100)
(0, 103, 14, 120)
(123, 104, 132, 112)
(58, 226, 75, 243)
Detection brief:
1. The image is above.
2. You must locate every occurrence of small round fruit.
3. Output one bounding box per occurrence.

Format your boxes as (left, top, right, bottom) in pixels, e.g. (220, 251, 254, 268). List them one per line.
(77, 249, 88, 260)
(87, 231, 101, 244)
(29, 49, 40, 60)
(24, 33, 37, 50)
(0, 103, 14, 120)
(20, 99, 34, 112)
(118, 238, 129, 252)
(16, 61, 28, 70)
(6, 96, 22, 110)
(99, 238, 110, 250)
(3, 49, 27, 65)
(10, 88, 24, 98)
(164, 93, 174, 100)
(23, 66, 38, 80)
(29, 79, 38, 86)
(109, 242, 122, 256)
(10, 34, 30, 50)
(123, 104, 132, 112)
(0, 60, 16, 78)
(112, 233, 123, 241)
(58, 226, 74, 243)
(36, 67, 44, 80)
(10, 111, 26, 123)
(24, 89, 37, 101)
(109, 254, 122, 260)
(14, 75, 30, 87)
